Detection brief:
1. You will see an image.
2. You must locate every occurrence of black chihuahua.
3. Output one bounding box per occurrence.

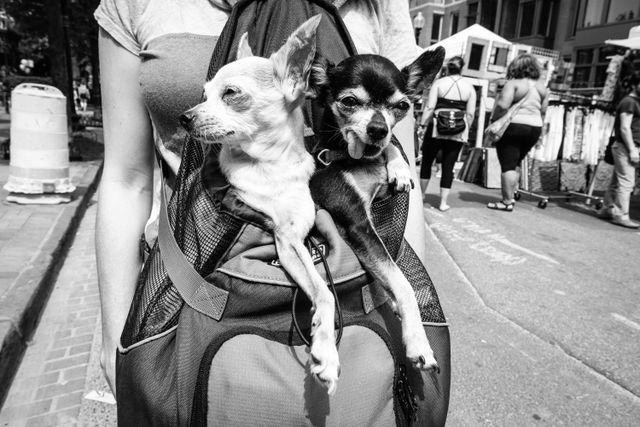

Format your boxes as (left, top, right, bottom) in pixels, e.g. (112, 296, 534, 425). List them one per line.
(309, 47, 445, 371)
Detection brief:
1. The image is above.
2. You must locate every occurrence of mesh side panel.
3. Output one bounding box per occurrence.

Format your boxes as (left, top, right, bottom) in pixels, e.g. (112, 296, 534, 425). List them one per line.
(122, 139, 245, 346)
(121, 242, 182, 348)
(172, 143, 245, 275)
(371, 192, 409, 259)
(397, 241, 446, 324)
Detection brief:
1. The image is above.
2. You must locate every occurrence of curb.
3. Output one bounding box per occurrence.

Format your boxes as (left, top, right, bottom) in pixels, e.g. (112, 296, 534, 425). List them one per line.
(0, 161, 103, 409)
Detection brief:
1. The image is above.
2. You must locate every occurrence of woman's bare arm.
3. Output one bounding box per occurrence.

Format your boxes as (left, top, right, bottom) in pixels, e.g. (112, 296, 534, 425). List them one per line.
(465, 81, 477, 123)
(491, 80, 515, 121)
(420, 79, 440, 126)
(95, 28, 154, 396)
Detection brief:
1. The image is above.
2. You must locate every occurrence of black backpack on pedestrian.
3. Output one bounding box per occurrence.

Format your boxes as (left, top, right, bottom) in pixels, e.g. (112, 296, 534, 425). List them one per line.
(116, 1, 450, 425)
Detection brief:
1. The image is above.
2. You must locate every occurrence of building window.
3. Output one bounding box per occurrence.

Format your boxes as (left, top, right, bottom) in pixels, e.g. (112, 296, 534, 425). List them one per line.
(501, 0, 519, 39)
(450, 12, 459, 35)
(571, 46, 616, 88)
(575, 48, 594, 65)
(582, 0, 605, 27)
(480, 0, 498, 31)
(467, 2, 478, 27)
(519, 1, 536, 37)
(431, 13, 443, 45)
(538, 0, 556, 37)
(607, 0, 636, 23)
(572, 0, 582, 36)
(594, 65, 608, 87)
(572, 67, 591, 88)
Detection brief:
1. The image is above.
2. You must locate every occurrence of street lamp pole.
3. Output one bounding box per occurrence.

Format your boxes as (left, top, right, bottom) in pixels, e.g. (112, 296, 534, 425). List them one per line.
(413, 11, 425, 46)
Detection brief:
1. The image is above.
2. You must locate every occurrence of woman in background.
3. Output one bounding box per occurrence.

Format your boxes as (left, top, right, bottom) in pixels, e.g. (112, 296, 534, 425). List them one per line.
(487, 53, 548, 211)
(419, 56, 476, 211)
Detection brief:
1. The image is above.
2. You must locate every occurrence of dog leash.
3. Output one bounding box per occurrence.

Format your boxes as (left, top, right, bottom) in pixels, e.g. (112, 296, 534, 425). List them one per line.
(291, 236, 344, 347)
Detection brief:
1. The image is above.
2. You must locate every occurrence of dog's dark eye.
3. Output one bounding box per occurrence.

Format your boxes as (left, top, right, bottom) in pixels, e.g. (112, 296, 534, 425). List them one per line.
(395, 101, 410, 111)
(222, 87, 239, 99)
(340, 96, 359, 108)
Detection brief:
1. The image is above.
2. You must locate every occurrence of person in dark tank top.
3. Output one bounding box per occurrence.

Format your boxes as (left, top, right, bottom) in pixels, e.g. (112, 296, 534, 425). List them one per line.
(418, 56, 477, 212)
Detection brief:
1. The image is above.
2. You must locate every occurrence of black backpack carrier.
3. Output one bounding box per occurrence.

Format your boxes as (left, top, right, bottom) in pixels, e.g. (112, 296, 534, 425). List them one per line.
(116, 0, 450, 425)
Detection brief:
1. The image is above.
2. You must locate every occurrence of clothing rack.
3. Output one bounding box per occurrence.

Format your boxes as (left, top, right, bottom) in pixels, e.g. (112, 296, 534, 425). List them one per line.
(515, 97, 612, 209)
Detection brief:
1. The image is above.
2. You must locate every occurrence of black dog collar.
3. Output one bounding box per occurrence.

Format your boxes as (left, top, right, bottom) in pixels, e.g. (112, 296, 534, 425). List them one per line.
(316, 148, 351, 166)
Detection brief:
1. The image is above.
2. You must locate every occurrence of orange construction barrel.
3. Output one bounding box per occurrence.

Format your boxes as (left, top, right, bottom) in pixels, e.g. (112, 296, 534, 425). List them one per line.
(3, 83, 75, 195)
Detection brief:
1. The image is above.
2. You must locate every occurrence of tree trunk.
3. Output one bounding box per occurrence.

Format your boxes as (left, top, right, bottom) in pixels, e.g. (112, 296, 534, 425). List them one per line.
(45, 0, 74, 127)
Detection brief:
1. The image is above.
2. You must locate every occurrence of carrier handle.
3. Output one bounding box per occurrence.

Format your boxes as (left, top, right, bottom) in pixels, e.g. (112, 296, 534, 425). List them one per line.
(158, 171, 229, 321)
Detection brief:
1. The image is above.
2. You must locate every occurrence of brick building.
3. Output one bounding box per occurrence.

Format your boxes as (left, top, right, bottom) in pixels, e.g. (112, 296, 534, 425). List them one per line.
(409, 0, 640, 89)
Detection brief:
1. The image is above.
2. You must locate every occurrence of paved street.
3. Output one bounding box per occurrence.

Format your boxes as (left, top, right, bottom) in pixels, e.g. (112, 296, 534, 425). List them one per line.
(0, 135, 638, 425)
(421, 177, 640, 426)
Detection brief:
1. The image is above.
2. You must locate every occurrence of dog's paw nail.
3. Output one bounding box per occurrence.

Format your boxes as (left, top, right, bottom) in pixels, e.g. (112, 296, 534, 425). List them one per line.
(311, 364, 324, 375)
(314, 368, 340, 395)
(327, 380, 337, 396)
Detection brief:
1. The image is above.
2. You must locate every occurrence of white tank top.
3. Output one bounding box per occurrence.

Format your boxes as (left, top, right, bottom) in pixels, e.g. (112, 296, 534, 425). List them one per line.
(511, 80, 543, 127)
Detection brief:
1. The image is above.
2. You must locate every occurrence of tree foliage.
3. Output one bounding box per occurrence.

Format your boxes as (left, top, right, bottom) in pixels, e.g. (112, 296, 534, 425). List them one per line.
(2, 0, 100, 76)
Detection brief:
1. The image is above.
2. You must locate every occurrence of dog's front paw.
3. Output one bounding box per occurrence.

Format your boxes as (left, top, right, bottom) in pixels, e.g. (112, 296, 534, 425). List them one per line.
(310, 349, 340, 395)
(405, 329, 439, 373)
(386, 157, 413, 193)
(309, 308, 341, 395)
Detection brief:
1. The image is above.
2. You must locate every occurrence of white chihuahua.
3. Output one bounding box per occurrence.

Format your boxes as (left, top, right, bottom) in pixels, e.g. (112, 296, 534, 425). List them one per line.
(180, 16, 340, 395)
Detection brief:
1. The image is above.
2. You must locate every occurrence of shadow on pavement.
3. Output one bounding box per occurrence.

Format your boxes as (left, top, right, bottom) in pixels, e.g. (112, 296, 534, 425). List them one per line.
(456, 191, 497, 205)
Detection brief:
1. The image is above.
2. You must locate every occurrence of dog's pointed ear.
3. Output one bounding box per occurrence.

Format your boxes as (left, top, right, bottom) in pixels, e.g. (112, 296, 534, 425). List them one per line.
(237, 32, 254, 59)
(402, 46, 445, 100)
(270, 14, 322, 109)
(308, 55, 334, 103)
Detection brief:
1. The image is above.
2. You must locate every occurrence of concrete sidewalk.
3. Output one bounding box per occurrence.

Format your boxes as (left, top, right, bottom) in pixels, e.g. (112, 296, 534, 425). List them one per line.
(0, 110, 103, 409)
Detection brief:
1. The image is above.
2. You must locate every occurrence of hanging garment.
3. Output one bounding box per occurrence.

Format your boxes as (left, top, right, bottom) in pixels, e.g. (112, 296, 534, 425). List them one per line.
(570, 108, 585, 161)
(562, 107, 576, 160)
(532, 104, 564, 162)
(580, 109, 615, 165)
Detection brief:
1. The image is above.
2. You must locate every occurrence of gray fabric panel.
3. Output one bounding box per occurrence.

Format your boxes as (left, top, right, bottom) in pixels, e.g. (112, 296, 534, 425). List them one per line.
(207, 326, 395, 426)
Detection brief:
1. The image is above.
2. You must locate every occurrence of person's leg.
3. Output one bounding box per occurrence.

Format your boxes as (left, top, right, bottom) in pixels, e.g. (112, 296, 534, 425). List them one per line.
(501, 170, 519, 203)
(610, 142, 639, 228)
(419, 132, 440, 196)
(438, 141, 463, 211)
(601, 170, 618, 219)
(508, 125, 541, 202)
(489, 125, 529, 210)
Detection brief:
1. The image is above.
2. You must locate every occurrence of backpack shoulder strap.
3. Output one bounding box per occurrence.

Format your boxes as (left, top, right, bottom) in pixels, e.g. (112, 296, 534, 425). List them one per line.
(157, 164, 228, 321)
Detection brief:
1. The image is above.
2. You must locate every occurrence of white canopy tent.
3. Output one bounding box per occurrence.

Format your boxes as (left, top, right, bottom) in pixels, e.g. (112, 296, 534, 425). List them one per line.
(605, 25, 640, 50)
(428, 24, 512, 59)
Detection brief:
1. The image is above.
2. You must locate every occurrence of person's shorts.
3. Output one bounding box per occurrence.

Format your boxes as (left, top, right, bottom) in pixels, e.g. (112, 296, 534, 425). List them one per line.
(495, 123, 542, 172)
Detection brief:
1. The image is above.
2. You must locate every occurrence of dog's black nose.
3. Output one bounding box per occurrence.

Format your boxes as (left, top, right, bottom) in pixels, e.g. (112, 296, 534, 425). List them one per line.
(179, 112, 194, 129)
(366, 121, 388, 140)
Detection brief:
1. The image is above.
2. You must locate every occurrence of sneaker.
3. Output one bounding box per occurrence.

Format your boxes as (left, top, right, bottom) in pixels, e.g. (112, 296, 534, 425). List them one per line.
(610, 217, 640, 229)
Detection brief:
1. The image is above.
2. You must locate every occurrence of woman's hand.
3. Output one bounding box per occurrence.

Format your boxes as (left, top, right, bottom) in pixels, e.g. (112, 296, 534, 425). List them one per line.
(630, 146, 640, 166)
(416, 124, 426, 141)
